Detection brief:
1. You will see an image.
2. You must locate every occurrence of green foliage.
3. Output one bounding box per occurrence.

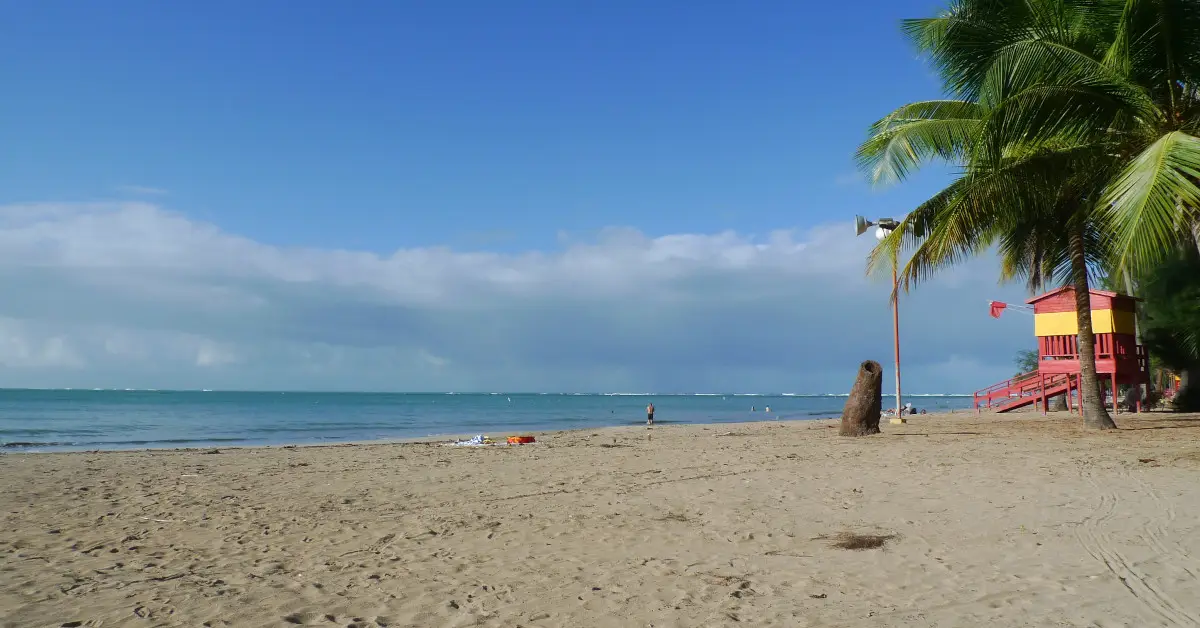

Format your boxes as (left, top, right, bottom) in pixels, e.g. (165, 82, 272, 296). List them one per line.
(861, 3, 1111, 298)
(1014, 349, 1039, 376)
(1103, 133, 1200, 275)
(1139, 253, 1200, 372)
(857, 0, 1200, 426)
(854, 0, 1200, 426)
(1173, 385, 1200, 413)
(1143, 388, 1163, 411)
(1139, 251, 1200, 411)
(859, 0, 1200, 292)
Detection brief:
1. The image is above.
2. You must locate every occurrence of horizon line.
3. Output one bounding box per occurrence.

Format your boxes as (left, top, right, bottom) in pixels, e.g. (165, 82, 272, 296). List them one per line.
(0, 388, 972, 396)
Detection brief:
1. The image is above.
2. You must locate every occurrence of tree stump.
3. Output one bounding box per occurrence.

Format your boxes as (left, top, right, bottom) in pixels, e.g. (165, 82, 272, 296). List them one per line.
(1049, 394, 1068, 412)
(840, 360, 883, 437)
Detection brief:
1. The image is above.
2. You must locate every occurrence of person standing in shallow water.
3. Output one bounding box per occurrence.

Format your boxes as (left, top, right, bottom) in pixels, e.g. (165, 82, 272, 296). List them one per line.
(646, 402, 655, 425)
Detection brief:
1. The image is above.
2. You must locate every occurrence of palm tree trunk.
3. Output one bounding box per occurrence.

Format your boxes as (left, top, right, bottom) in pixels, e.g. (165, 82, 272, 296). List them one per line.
(1121, 272, 1146, 408)
(1179, 368, 1197, 411)
(1069, 229, 1117, 429)
(1193, 221, 1200, 259)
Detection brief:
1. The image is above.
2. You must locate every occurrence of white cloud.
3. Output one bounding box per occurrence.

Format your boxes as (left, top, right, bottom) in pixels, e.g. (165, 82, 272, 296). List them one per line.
(114, 185, 169, 196)
(0, 319, 85, 368)
(0, 201, 1035, 392)
(417, 349, 450, 369)
(195, 339, 239, 367)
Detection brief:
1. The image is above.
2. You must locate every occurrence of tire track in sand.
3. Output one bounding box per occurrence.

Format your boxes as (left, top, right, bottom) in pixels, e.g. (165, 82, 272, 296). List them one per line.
(1130, 470, 1200, 581)
(1076, 467, 1200, 626)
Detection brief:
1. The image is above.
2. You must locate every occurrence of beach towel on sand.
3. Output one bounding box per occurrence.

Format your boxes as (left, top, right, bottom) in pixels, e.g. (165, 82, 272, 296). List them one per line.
(449, 434, 494, 446)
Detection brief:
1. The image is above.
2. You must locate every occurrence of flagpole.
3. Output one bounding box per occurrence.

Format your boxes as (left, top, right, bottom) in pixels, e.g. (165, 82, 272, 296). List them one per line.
(989, 301, 1033, 317)
(891, 258, 903, 424)
(854, 215, 906, 422)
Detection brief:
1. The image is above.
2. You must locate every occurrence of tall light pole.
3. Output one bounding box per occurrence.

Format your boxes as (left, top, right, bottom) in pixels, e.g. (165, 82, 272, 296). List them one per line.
(855, 216, 905, 424)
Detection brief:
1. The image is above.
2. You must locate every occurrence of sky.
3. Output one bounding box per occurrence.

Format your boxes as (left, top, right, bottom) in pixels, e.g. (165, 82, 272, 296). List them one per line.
(0, 0, 1036, 393)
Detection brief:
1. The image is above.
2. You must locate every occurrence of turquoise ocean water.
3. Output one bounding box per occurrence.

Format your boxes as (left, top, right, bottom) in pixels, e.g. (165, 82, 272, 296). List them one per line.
(0, 389, 974, 452)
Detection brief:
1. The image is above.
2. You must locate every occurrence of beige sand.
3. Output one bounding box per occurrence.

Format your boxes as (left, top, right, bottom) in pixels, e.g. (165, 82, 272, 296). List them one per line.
(4, 411, 1200, 628)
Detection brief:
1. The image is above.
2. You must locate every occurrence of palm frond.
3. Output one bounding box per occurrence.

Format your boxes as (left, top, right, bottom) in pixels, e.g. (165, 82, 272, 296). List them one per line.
(869, 141, 1114, 299)
(855, 100, 985, 184)
(1126, 0, 1200, 121)
(978, 37, 1145, 103)
(983, 83, 1154, 159)
(975, 38, 1159, 152)
(869, 171, 1015, 296)
(997, 210, 1112, 291)
(900, 1, 1040, 100)
(865, 183, 958, 279)
(1099, 0, 1136, 75)
(1101, 131, 1200, 274)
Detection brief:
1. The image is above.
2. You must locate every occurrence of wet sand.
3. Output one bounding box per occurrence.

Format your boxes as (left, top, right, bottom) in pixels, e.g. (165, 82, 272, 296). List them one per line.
(4, 411, 1200, 627)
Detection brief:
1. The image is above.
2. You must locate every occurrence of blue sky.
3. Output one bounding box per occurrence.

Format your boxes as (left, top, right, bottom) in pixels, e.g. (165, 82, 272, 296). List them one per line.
(0, 1, 1035, 392)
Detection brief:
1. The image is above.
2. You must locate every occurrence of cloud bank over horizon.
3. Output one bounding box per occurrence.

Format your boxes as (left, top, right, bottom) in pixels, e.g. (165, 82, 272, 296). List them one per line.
(0, 202, 1034, 393)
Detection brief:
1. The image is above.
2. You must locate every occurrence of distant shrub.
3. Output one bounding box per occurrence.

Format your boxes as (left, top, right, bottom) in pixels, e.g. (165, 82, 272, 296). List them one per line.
(1013, 349, 1039, 376)
(1171, 385, 1200, 412)
(1143, 389, 1163, 411)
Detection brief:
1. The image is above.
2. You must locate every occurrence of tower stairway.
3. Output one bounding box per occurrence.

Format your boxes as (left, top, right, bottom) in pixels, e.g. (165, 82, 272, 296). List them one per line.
(974, 372, 1072, 413)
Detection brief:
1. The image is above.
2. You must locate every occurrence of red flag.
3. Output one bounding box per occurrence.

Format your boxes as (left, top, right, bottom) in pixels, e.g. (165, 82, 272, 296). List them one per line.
(989, 301, 1007, 318)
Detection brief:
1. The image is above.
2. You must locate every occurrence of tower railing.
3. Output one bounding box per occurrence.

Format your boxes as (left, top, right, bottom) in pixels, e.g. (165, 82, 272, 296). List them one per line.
(973, 371, 1069, 412)
(1038, 333, 1142, 361)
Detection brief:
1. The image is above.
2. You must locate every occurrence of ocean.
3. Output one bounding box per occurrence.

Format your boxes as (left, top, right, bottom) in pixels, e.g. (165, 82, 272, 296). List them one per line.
(0, 389, 975, 452)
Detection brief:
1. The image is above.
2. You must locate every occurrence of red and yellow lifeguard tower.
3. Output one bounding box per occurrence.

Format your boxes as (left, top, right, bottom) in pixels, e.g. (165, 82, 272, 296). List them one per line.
(974, 287, 1149, 414)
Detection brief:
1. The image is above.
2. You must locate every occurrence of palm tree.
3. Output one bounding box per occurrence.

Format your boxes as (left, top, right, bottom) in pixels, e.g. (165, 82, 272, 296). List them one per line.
(855, 0, 1180, 429)
(859, 109, 1120, 427)
(895, 0, 1200, 271)
(1096, 0, 1200, 266)
(859, 0, 1200, 427)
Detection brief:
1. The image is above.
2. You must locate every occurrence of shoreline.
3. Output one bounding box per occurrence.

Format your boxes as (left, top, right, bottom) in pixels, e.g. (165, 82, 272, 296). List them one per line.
(0, 416, 835, 454)
(0, 391, 977, 454)
(0, 387, 978, 396)
(0, 405, 984, 453)
(1, 409, 978, 454)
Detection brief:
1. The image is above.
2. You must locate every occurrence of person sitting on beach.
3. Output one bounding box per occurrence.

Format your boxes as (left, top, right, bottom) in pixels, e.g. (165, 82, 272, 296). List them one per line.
(646, 402, 655, 425)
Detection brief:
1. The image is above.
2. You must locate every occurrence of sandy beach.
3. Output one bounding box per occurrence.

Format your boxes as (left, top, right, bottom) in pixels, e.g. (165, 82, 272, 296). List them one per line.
(4, 411, 1200, 627)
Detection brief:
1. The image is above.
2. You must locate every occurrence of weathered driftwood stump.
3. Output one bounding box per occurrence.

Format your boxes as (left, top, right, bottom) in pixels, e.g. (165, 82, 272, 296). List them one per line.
(840, 360, 882, 437)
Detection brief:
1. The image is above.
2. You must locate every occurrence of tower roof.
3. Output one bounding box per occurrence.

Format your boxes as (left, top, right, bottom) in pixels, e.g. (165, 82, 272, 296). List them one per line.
(1025, 286, 1140, 305)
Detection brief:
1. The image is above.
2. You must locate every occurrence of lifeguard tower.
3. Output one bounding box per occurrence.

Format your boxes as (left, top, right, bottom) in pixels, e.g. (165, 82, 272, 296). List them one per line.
(974, 287, 1149, 414)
